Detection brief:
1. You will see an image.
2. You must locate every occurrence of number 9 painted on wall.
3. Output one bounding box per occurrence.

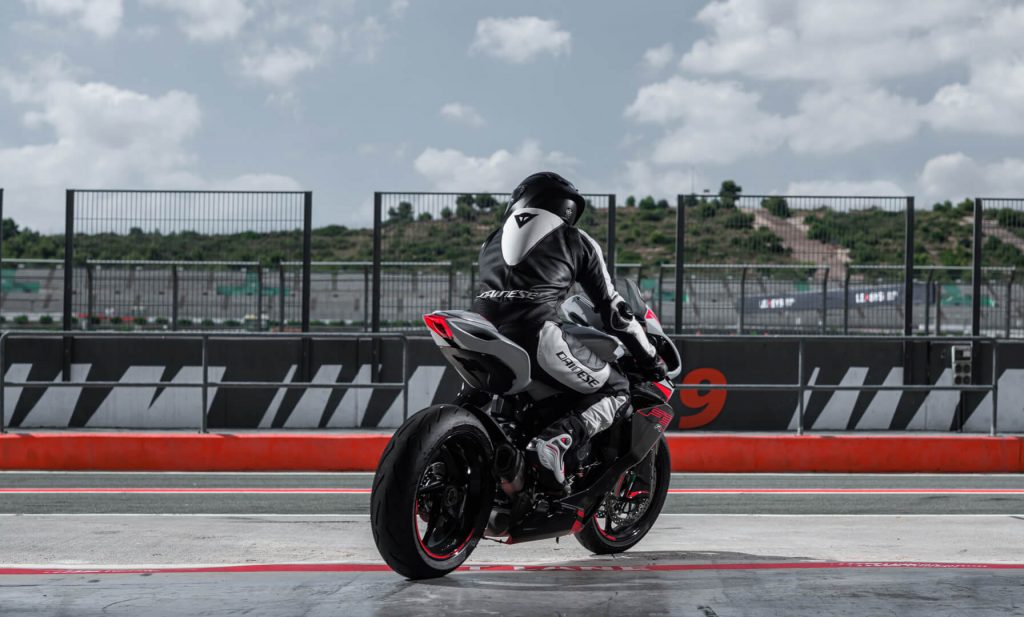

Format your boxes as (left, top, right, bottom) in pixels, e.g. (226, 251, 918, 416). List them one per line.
(677, 368, 727, 429)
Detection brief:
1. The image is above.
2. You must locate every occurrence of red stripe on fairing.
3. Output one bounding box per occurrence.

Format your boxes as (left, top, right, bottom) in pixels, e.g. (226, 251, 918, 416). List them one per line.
(3, 488, 1023, 495)
(1, 561, 1023, 576)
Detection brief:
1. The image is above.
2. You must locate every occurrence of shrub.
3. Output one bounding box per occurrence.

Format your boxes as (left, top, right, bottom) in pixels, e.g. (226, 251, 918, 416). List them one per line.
(761, 196, 790, 218)
(201, 318, 215, 327)
(224, 319, 241, 327)
(722, 211, 753, 229)
(135, 317, 148, 326)
(110, 316, 122, 325)
(178, 319, 193, 327)
(14, 315, 29, 325)
(39, 315, 54, 325)
(996, 208, 1024, 229)
(155, 317, 169, 325)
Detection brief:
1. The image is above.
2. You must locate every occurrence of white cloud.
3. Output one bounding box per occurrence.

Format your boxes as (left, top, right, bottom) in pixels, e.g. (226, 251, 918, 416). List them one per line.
(22, 0, 123, 38)
(440, 102, 485, 127)
(414, 140, 577, 191)
(241, 46, 319, 87)
(927, 59, 1024, 135)
(919, 153, 1024, 202)
(470, 17, 571, 64)
(678, 0, 1017, 83)
(141, 0, 252, 42)
(785, 179, 908, 197)
(619, 160, 709, 200)
(0, 61, 298, 231)
(642, 43, 675, 71)
(625, 76, 787, 164)
(788, 86, 922, 154)
(240, 24, 335, 88)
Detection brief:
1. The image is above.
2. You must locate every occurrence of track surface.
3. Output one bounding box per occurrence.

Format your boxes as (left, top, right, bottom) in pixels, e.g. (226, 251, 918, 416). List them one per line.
(1, 472, 1022, 616)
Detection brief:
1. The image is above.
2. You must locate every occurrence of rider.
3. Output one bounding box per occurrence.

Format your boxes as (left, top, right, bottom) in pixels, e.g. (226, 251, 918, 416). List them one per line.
(473, 171, 667, 485)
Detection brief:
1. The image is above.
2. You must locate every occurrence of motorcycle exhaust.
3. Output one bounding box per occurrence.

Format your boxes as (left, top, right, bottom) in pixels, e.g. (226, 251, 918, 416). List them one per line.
(494, 443, 525, 496)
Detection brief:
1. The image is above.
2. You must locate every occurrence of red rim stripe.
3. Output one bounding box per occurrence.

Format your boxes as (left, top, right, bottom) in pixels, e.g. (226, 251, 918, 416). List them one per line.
(1, 561, 1022, 576)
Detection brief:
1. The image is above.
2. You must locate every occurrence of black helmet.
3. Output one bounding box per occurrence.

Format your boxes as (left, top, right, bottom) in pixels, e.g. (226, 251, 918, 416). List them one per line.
(507, 171, 586, 226)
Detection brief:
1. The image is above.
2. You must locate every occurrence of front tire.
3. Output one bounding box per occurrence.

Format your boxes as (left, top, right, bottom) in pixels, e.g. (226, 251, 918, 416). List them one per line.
(370, 405, 494, 579)
(575, 435, 670, 554)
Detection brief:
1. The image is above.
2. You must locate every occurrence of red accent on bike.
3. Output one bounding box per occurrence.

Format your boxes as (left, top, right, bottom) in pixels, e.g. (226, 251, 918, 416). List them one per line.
(423, 314, 454, 341)
(414, 501, 473, 561)
(637, 406, 673, 430)
(593, 515, 617, 541)
(626, 490, 650, 500)
(644, 307, 659, 324)
(571, 520, 584, 534)
(652, 381, 672, 401)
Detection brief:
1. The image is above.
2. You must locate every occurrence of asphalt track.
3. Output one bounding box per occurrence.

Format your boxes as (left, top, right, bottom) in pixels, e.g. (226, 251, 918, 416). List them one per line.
(1, 472, 1022, 616)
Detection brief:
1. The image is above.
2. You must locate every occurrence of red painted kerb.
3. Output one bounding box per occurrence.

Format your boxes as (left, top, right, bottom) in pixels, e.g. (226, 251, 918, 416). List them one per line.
(1, 432, 1022, 472)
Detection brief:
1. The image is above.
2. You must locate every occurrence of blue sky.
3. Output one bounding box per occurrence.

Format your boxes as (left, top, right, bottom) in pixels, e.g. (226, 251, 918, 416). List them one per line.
(1, 0, 1023, 232)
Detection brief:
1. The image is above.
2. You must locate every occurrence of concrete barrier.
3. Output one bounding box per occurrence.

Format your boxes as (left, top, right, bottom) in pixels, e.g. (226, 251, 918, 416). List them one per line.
(2, 432, 1021, 472)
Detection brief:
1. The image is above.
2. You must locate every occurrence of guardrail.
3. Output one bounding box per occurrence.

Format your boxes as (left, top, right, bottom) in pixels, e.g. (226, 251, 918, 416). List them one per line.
(0, 331, 408, 434)
(673, 335, 1000, 436)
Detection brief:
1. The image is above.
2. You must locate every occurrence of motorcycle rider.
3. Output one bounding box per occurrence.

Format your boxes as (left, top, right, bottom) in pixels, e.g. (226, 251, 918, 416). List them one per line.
(473, 171, 667, 485)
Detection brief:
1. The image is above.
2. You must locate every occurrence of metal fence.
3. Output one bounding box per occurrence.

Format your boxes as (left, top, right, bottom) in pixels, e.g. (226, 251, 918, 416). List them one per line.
(0, 259, 64, 326)
(65, 190, 312, 331)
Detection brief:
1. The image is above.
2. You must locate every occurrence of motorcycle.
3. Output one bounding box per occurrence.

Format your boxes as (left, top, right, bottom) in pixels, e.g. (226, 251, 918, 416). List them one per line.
(370, 280, 682, 579)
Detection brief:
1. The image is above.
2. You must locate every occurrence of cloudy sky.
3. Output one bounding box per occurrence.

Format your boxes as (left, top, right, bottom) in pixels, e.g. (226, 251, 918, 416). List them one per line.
(1, 0, 1023, 232)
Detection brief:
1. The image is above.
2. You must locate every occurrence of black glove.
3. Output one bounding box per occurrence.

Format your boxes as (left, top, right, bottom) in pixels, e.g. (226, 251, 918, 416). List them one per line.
(638, 355, 668, 382)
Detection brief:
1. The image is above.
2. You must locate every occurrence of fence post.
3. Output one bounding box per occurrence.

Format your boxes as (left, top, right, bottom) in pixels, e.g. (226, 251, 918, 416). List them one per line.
(447, 263, 454, 310)
(200, 335, 208, 434)
(62, 190, 74, 381)
(1006, 267, 1016, 338)
(657, 265, 665, 319)
(674, 196, 686, 335)
(1, 334, 6, 434)
(607, 194, 616, 278)
(372, 193, 382, 333)
(363, 264, 370, 332)
(256, 264, 264, 332)
(301, 192, 312, 333)
(278, 263, 285, 332)
(843, 268, 851, 334)
(797, 338, 805, 435)
(821, 266, 830, 334)
(85, 263, 94, 330)
(972, 198, 983, 338)
(924, 270, 934, 336)
(738, 266, 747, 334)
(171, 264, 179, 331)
(935, 280, 942, 335)
(904, 197, 914, 336)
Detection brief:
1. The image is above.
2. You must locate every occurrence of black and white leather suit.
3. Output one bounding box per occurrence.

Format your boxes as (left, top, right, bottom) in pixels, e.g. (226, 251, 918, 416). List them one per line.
(472, 202, 661, 478)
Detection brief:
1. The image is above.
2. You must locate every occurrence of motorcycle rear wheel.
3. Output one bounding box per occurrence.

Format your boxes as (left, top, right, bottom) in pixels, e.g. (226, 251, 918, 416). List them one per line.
(371, 405, 494, 579)
(575, 435, 670, 554)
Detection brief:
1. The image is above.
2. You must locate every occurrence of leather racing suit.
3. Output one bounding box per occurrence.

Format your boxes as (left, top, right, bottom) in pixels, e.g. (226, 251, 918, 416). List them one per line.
(472, 204, 662, 484)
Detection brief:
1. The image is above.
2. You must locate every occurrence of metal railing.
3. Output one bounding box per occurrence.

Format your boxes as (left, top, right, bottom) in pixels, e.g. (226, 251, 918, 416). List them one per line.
(673, 335, 1000, 436)
(0, 331, 408, 434)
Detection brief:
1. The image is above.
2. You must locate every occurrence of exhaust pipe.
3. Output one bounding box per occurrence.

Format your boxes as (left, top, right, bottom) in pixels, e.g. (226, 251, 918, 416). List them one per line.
(494, 443, 525, 496)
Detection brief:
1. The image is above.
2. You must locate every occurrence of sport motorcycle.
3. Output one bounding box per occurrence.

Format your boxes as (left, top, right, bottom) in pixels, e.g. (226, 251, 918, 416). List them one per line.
(370, 280, 681, 579)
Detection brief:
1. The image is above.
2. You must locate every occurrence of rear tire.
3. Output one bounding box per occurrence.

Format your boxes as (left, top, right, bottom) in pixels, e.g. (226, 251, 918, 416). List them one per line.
(370, 405, 494, 579)
(575, 435, 670, 555)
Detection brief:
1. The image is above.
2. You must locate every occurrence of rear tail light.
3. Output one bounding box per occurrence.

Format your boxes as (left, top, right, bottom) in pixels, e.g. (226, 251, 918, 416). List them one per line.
(423, 314, 454, 341)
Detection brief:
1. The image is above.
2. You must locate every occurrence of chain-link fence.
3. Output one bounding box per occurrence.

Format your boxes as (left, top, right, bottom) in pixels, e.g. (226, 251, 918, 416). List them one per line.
(66, 190, 311, 331)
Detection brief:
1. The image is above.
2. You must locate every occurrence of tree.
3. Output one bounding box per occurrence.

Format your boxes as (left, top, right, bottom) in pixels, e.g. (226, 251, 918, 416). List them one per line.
(474, 194, 499, 212)
(440, 207, 453, 221)
(719, 180, 742, 208)
(625, 196, 636, 208)
(387, 201, 414, 223)
(417, 211, 433, 222)
(656, 198, 669, 209)
(638, 196, 657, 210)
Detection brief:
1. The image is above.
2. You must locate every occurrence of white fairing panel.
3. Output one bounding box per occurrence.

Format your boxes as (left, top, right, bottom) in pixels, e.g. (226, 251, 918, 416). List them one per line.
(500, 207, 564, 266)
(430, 310, 534, 394)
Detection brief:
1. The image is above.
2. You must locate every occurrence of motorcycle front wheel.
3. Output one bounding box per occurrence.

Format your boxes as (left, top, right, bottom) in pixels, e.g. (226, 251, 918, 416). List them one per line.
(370, 405, 495, 579)
(575, 435, 670, 554)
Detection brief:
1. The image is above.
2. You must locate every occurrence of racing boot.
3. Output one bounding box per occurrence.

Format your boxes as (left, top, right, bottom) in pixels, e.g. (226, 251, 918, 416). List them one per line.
(527, 415, 587, 486)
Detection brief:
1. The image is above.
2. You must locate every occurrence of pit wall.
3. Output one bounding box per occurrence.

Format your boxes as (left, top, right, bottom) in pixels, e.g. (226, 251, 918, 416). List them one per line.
(3, 337, 1022, 433)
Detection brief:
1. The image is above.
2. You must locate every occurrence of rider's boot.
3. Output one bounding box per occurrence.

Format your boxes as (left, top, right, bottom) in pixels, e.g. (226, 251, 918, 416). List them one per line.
(526, 415, 587, 486)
